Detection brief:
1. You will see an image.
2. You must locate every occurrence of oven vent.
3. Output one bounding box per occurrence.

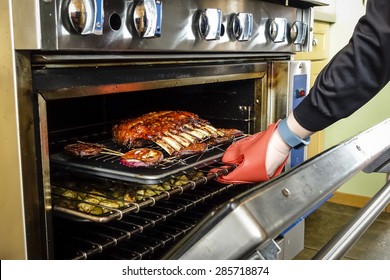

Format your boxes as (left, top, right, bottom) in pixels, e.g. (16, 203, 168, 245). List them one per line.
(53, 183, 245, 260)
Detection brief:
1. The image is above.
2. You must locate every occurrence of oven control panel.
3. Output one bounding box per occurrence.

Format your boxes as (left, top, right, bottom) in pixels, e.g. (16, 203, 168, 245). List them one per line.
(286, 61, 311, 170)
(290, 73, 309, 168)
(14, 0, 316, 53)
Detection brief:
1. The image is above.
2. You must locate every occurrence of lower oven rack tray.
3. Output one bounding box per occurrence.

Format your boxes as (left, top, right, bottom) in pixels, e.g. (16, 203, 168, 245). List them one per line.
(51, 163, 235, 223)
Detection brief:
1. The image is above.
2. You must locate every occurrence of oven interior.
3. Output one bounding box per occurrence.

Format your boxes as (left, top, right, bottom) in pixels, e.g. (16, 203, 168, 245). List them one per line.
(39, 62, 273, 259)
(47, 79, 259, 139)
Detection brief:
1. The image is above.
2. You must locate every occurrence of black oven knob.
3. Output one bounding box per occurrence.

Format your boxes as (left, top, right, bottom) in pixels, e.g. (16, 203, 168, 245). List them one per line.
(133, 0, 162, 38)
(231, 13, 253, 41)
(268, 18, 287, 43)
(198, 8, 222, 41)
(290, 21, 308, 45)
(64, 0, 104, 35)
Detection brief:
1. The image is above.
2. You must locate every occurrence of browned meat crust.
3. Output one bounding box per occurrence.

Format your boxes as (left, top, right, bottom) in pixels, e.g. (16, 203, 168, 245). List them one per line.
(112, 111, 243, 156)
(64, 143, 103, 157)
(112, 111, 209, 148)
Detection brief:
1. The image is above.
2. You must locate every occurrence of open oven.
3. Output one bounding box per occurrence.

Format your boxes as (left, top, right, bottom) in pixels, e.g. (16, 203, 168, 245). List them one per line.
(36, 55, 310, 260)
(1, 0, 342, 260)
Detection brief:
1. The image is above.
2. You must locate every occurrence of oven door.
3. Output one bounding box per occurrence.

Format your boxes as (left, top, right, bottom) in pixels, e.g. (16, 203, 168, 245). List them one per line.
(163, 118, 390, 260)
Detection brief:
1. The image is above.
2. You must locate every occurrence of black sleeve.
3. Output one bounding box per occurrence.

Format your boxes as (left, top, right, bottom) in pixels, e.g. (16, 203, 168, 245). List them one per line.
(293, 0, 390, 132)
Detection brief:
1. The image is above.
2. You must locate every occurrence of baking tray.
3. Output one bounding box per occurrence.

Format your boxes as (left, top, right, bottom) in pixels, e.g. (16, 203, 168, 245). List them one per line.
(51, 165, 236, 223)
(50, 134, 244, 184)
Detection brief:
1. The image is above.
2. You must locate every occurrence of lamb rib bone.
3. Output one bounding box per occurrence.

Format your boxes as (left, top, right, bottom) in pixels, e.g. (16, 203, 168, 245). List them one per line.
(165, 131, 191, 147)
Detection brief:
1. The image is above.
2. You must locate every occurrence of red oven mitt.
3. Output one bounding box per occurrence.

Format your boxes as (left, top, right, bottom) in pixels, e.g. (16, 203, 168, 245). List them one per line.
(217, 121, 288, 184)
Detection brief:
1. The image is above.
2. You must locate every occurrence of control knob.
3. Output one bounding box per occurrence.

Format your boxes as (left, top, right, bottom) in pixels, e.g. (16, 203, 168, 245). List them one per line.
(290, 21, 307, 45)
(64, 0, 103, 35)
(269, 18, 287, 43)
(198, 8, 222, 41)
(133, 0, 162, 38)
(232, 13, 253, 41)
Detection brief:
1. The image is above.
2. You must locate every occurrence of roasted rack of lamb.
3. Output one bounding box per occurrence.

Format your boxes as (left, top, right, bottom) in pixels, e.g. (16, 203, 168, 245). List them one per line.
(112, 111, 242, 156)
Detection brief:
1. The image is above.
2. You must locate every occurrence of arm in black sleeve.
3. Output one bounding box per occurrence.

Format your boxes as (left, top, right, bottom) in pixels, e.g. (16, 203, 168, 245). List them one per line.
(293, 0, 390, 132)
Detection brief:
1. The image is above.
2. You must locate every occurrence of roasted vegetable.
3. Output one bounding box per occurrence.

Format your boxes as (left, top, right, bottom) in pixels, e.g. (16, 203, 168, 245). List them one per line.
(53, 170, 206, 215)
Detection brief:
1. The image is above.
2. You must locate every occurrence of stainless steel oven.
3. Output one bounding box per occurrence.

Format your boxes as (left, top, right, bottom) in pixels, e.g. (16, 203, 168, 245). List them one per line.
(1, 0, 330, 260)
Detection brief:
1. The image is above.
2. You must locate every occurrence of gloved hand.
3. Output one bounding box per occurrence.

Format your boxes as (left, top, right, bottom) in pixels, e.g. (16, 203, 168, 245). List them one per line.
(217, 121, 290, 184)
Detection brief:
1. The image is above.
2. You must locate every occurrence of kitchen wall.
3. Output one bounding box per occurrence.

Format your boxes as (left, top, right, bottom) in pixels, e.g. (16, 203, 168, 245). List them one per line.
(323, 0, 390, 197)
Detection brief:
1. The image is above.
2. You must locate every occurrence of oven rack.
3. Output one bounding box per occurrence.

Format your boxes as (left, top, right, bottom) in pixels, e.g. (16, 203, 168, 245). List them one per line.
(51, 163, 236, 223)
(53, 182, 244, 260)
(50, 133, 245, 185)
